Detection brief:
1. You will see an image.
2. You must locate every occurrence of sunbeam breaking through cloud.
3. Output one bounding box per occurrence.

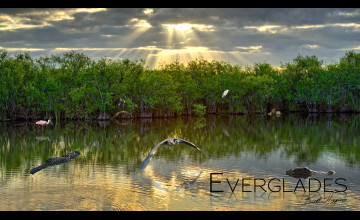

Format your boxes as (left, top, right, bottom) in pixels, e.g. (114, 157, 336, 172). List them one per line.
(0, 8, 360, 68)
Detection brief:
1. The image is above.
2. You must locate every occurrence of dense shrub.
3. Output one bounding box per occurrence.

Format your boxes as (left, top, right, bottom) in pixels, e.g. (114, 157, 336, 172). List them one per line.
(0, 50, 359, 120)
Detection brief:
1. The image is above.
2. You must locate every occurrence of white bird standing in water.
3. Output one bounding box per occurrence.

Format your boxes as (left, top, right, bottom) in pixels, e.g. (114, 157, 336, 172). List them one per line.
(222, 89, 229, 98)
(138, 137, 211, 172)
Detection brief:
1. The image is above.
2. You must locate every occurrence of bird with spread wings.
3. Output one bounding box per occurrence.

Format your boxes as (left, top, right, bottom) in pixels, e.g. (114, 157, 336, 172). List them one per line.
(138, 137, 211, 172)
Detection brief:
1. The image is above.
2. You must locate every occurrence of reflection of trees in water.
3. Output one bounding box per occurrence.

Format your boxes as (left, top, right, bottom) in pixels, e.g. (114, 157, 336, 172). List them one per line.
(186, 114, 360, 165)
(0, 114, 360, 177)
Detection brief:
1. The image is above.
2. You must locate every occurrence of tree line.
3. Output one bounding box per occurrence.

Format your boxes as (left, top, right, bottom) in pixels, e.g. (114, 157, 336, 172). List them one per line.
(0, 49, 359, 121)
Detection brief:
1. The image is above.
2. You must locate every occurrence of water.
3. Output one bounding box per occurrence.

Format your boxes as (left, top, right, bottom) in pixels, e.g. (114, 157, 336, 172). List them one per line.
(0, 114, 360, 210)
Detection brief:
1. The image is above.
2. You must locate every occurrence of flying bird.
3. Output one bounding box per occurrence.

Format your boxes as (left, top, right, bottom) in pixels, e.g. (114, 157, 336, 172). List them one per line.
(222, 89, 229, 98)
(138, 137, 211, 172)
(35, 119, 52, 126)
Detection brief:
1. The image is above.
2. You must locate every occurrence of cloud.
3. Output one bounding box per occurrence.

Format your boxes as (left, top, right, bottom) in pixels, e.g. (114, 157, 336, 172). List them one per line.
(235, 45, 263, 52)
(0, 46, 45, 51)
(127, 18, 152, 28)
(143, 8, 154, 15)
(162, 23, 215, 32)
(0, 8, 359, 68)
(0, 8, 107, 31)
(301, 44, 320, 50)
(244, 25, 288, 34)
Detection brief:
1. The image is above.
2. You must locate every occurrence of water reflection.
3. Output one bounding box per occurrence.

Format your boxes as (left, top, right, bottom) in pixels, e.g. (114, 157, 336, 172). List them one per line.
(0, 114, 359, 210)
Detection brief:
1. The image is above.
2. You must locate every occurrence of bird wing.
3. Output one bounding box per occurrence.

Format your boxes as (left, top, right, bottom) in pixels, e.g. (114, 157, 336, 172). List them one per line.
(174, 138, 211, 156)
(138, 139, 168, 172)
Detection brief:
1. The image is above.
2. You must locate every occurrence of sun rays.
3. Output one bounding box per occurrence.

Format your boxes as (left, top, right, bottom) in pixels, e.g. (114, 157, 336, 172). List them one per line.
(0, 10, 273, 69)
(0, 9, 277, 69)
(132, 22, 221, 67)
(74, 21, 225, 68)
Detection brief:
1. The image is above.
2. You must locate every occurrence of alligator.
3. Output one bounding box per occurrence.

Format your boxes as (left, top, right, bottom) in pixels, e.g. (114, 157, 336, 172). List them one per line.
(286, 167, 335, 179)
(30, 151, 80, 174)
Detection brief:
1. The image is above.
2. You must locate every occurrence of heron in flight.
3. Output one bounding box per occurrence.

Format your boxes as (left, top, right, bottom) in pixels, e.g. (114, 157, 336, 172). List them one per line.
(138, 137, 211, 172)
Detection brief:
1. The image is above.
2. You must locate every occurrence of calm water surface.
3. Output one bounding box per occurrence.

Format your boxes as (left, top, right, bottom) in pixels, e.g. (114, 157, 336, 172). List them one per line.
(0, 114, 360, 210)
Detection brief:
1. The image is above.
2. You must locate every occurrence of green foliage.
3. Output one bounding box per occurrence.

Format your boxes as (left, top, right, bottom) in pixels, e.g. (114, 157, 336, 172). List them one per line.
(1, 50, 360, 120)
(193, 103, 206, 117)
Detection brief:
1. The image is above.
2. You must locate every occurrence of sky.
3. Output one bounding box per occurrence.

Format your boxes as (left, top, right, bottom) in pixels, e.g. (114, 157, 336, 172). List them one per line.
(0, 8, 360, 68)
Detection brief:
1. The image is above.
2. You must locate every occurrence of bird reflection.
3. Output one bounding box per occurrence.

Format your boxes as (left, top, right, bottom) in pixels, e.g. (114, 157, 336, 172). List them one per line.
(30, 151, 80, 174)
(152, 170, 204, 193)
(180, 170, 204, 190)
(138, 137, 211, 172)
(35, 136, 49, 141)
(222, 128, 230, 137)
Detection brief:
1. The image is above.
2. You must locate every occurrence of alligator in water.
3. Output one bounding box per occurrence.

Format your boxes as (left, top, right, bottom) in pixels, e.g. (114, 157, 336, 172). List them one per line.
(30, 151, 80, 174)
(286, 167, 335, 179)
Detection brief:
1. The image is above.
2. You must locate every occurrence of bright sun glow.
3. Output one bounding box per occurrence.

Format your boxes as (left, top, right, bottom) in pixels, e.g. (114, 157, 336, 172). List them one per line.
(143, 8, 154, 15)
(162, 23, 215, 32)
(162, 23, 193, 31)
(52, 21, 224, 68)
